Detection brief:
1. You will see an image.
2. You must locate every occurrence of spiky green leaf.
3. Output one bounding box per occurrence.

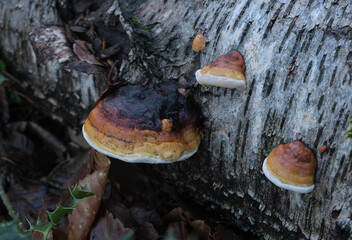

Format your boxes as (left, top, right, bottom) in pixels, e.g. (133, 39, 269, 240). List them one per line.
(0, 217, 31, 240)
(0, 60, 6, 72)
(9, 92, 22, 105)
(68, 185, 94, 208)
(0, 75, 7, 84)
(47, 205, 74, 225)
(28, 218, 53, 240)
(24, 185, 94, 240)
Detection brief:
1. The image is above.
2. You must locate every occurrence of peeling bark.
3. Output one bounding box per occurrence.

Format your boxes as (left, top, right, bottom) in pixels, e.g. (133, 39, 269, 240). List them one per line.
(0, 0, 352, 239)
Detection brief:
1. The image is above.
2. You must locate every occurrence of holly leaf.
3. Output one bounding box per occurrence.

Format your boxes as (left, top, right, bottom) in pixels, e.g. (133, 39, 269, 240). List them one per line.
(0, 60, 6, 72)
(69, 185, 94, 208)
(0, 75, 7, 84)
(47, 205, 74, 225)
(27, 185, 94, 240)
(28, 218, 53, 240)
(0, 217, 31, 240)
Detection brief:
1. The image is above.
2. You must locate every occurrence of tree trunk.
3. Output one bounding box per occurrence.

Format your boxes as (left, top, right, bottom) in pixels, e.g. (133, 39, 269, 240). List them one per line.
(1, 0, 351, 239)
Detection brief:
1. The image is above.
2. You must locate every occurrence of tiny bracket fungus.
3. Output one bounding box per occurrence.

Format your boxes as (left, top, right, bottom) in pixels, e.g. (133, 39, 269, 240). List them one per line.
(195, 50, 246, 90)
(82, 81, 202, 164)
(319, 145, 327, 153)
(262, 141, 317, 194)
(192, 33, 206, 52)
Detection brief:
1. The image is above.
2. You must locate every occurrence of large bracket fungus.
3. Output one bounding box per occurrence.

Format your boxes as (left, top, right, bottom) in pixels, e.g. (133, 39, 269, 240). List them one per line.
(262, 141, 317, 194)
(82, 81, 202, 164)
(195, 50, 246, 90)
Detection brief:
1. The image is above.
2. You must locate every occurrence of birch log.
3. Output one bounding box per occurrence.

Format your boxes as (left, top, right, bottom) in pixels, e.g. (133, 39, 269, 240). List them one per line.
(0, 0, 351, 239)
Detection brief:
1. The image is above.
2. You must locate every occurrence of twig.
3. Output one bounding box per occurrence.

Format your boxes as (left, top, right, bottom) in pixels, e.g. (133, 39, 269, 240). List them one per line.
(107, 60, 119, 86)
(1, 71, 35, 105)
(0, 155, 17, 165)
(1, 71, 21, 85)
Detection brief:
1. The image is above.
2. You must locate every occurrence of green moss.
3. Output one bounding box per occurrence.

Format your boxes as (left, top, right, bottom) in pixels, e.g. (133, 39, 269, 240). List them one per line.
(130, 16, 151, 32)
(346, 119, 352, 140)
(131, 16, 141, 24)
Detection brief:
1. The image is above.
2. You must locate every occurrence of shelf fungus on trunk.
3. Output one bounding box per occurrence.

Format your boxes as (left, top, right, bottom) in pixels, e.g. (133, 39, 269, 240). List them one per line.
(262, 141, 317, 193)
(195, 50, 246, 90)
(192, 33, 206, 52)
(82, 81, 202, 164)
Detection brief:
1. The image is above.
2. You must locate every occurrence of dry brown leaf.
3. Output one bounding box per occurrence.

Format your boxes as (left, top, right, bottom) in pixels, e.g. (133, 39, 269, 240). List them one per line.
(7, 174, 60, 228)
(65, 60, 106, 74)
(73, 40, 104, 66)
(104, 201, 136, 228)
(3, 131, 34, 163)
(164, 207, 187, 223)
(89, 210, 132, 240)
(139, 222, 159, 240)
(166, 221, 188, 240)
(189, 220, 211, 240)
(213, 225, 245, 240)
(67, 150, 110, 240)
(130, 208, 161, 227)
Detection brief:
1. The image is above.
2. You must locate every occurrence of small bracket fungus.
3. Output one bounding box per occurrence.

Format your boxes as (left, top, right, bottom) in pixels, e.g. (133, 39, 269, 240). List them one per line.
(262, 141, 317, 193)
(195, 50, 246, 90)
(319, 145, 327, 153)
(82, 81, 201, 164)
(192, 34, 206, 52)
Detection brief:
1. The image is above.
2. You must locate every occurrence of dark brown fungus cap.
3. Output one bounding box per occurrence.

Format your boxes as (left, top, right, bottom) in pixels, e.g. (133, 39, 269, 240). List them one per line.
(82, 81, 202, 163)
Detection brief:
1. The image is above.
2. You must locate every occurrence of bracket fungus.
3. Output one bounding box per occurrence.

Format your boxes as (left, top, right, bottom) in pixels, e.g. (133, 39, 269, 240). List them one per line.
(262, 141, 317, 193)
(195, 50, 246, 90)
(192, 33, 206, 52)
(82, 81, 201, 164)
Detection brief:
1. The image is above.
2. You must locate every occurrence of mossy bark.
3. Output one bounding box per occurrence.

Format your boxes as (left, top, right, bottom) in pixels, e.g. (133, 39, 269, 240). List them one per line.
(0, 0, 351, 239)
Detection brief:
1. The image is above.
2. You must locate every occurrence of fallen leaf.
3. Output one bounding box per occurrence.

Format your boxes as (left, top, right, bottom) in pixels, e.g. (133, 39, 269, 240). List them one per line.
(67, 150, 110, 240)
(189, 220, 211, 240)
(164, 207, 187, 223)
(104, 201, 136, 228)
(166, 221, 188, 240)
(213, 225, 245, 240)
(7, 174, 60, 229)
(2, 131, 34, 163)
(99, 44, 121, 59)
(50, 151, 90, 188)
(89, 210, 133, 240)
(92, 38, 103, 53)
(65, 60, 106, 74)
(69, 25, 88, 33)
(138, 222, 159, 240)
(73, 40, 104, 66)
(130, 208, 161, 227)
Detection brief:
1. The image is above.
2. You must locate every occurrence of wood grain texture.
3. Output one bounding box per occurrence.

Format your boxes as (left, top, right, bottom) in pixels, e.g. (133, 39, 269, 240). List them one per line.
(0, 0, 351, 239)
